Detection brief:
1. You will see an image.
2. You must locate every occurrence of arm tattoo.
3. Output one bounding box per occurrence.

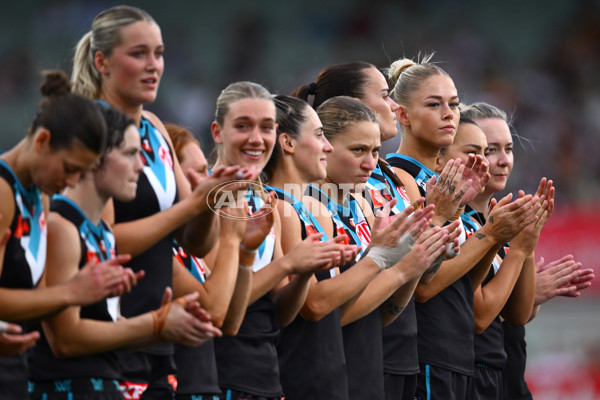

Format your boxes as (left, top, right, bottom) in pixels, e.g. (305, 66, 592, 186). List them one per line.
(384, 299, 406, 316)
(475, 233, 486, 240)
(425, 259, 442, 274)
(488, 216, 494, 223)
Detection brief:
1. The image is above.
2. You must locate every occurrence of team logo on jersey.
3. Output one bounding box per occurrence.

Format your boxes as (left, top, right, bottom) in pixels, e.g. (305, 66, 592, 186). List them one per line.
(369, 189, 388, 208)
(355, 220, 371, 247)
(397, 186, 411, 203)
(157, 144, 173, 170)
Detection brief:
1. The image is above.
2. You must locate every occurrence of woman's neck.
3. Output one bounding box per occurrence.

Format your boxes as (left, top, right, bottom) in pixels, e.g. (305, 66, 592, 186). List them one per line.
(469, 190, 495, 217)
(62, 175, 108, 226)
(318, 176, 348, 206)
(268, 159, 307, 190)
(98, 91, 144, 126)
(397, 134, 440, 171)
(1, 140, 34, 188)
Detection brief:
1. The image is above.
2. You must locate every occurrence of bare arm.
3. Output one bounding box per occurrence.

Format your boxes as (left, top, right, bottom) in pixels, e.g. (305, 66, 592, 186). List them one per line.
(104, 111, 257, 259)
(172, 236, 240, 327)
(0, 207, 130, 321)
(43, 214, 220, 357)
(473, 249, 528, 333)
(343, 226, 447, 326)
(416, 193, 538, 302)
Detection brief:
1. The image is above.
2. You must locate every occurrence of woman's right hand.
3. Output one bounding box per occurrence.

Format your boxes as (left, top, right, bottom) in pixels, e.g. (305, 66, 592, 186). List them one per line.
(369, 199, 435, 248)
(66, 254, 138, 306)
(285, 233, 352, 274)
(484, 192, 539, 244)
(426, 158, 473, 224)
(0, 322, 40, 357)
(186, 166, 260, 214)
(157, 288, 222, 346)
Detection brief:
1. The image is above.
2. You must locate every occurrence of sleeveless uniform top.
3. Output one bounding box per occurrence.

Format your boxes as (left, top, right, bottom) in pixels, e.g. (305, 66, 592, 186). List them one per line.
(114, 116, 178, 356)
(366, 159, 422, 376)
(268, 186, 349, 400)
(0, 159, 46, 289)
(29, 195, 121, 382)
(172, 240, 221, 395)
(0, 160, 47, 399)
(214, 187, 280, 397)
(387, 153, 476, 376)
(466, 206, 509, 370)
(364, 159, 412, 216)
(307, 185, 385, 400)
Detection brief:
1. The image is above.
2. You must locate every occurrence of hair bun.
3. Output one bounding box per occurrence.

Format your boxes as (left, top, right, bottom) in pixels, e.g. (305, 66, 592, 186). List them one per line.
(388, 59, 416, 83)
(40, 70, 72, 98)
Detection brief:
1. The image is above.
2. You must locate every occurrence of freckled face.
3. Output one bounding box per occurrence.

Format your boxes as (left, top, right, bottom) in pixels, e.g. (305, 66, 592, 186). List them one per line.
(476, 118, 513, 193)
(325, 121, 380, 192)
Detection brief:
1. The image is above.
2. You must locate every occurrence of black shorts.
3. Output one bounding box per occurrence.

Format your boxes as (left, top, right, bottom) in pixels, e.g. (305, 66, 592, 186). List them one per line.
(118, 352, 177, 400)
(473, 364, 503, 400)
(0, 352, 28, 399)
(384, 372, 418, 400)
(415, 363, 473, 400)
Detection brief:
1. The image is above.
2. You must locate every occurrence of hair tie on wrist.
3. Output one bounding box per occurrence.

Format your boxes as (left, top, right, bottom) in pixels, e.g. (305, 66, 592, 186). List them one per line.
(308, 82, 317, 95)
(152, 302, 172, 337)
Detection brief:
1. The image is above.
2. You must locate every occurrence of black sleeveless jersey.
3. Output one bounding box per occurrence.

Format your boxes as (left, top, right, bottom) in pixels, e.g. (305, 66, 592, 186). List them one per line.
(388, 154, 475, 375)
(29, 195, 120, 381)
(214, 187, 281, 397)
(366, 159, 421, 376)
(172, 240, 220, 395)
(0, 159, 47, 398)
(269, 186, 349, 400)
(364, 159, 412, 216)
(0, 159, 46, 289)
(114, 116, 178, 356)
(465, 206, 509, 370)
(306, 185, 384, 399)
